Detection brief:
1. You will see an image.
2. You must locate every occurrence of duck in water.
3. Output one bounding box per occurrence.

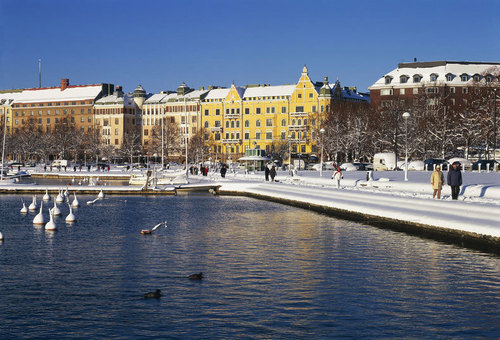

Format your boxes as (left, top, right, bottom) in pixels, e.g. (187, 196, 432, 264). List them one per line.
(144, 289, 162, 299)
(188, 272, 203, 280)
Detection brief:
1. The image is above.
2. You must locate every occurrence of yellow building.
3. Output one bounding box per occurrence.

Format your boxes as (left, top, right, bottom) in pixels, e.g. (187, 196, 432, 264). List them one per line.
(0, 90, 22, 134)
(201, 66, 337, 162)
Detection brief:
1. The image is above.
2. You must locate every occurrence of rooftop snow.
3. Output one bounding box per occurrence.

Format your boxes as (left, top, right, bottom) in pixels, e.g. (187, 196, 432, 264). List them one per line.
(243, 85, 296, 98)
(14, 85, 103, 103)
(370, 61, 500, 89)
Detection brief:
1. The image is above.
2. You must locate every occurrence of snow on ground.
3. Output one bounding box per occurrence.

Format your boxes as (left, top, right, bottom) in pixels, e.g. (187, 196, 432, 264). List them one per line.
(215, 175, 500, 238)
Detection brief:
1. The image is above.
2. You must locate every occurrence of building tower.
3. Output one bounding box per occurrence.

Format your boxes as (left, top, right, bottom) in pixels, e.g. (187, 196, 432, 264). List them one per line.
(133, 85, 146, 109)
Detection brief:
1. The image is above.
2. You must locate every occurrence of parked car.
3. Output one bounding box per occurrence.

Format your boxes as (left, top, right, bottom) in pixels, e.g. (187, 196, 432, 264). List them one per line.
(340, 162, 358, 171)
(471, 160, 499, 171)
(373, 153, 397, 171)
(424, 158, 448, 171)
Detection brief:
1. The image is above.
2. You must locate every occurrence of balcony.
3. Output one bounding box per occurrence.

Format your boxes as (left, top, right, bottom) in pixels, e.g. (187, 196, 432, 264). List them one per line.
(288, 125, 307, 130)
(224, 113, 241, 119)
(210, 127, 221, 132)
(222, 138, 241, 144)
(290, 111, 308, 117)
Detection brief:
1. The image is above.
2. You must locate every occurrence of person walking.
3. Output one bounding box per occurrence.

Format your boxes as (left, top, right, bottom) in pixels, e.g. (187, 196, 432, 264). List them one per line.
(332, 165, 343, 189)
(270, 165, 276, 182)
(430, 165, 444, 199)
(447, 161, 462, 200)
(220, 164, 227, 178)
(264, 164, 270, 181)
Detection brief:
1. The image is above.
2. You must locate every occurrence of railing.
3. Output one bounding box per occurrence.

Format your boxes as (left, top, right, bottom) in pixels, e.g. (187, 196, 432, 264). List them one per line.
(210, 127, 221, 132)
(288, 125, 307, 130)
(224, 113, 241, 119)
(222, 138, 241, 144)
(290, 111, 308, 117)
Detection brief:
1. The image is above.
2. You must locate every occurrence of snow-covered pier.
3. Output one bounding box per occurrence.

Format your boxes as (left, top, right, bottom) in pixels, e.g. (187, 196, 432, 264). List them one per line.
(217, 180, 500, 254)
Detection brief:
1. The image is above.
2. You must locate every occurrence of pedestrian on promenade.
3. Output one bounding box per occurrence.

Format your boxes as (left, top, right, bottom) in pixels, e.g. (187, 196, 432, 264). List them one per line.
(430, 165, 444, 199)
(332, 165, 343, 189)
(220, 164, 227, 178)
(270, 165, 276, 182)
(50, 164, 52, 172)
(447, 161, 462, 200)
(265, 164, 270, 181)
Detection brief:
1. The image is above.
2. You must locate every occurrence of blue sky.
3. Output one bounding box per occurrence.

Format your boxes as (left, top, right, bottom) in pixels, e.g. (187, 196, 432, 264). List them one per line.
(1, 0, 499, 94)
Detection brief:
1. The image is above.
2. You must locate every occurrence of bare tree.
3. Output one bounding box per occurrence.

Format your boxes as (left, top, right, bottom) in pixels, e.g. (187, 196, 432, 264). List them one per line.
(120, 129, 142, 164)
(148, 117, 180, 162)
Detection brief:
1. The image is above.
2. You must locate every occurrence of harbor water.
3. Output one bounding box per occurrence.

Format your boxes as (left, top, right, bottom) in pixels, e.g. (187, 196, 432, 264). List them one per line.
(0, 194, 499, 338)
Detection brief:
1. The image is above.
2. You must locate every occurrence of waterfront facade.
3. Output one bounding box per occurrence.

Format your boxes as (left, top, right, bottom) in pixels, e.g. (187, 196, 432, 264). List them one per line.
(200, 66, 369, 162)
(8, 79, 113, 134)
(93, 86, 142, 149)
(141, 83, 209, 161)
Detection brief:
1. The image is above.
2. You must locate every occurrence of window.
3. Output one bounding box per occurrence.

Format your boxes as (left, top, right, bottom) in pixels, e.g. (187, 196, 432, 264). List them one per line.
(486, 75, 493, 83)
(231, 121, 235, 128)
(236, 121, 240, 128)
(256, 120, 261, 127)
(385, 76, 393, 84)
(144, 129, 149, 136)
(204, 121, 209, 128)
(225, 121, 229, 128)
(215, 133, 220, 140)
(461, 74, 469, 82)
(281, 106, 286, 113)
(255, 132, 261, 139)
(281, 119, 286, 127)
(244, 132, 249, 140)
(320, 105, 324, 113)
(245, 108, 249, 114)
(245, 120, 250, 127)
(256, 107, 261, 114)
(88, 117, 91, 122)
(281, 131, 286, 140)
(446, 74, 453, 81)
(311, 105, 316, 112)
(381, 89, 393, 96)
(231, 108, 235, 114)
(266, 132, 272, 140)
(298, 93, 302, 99)
(71, 109, 75, 114)
(413, 88, 418, 95)
(400, 89, 405, 95)
(215, 120, 221, 127)
(430, 74, 438, 82)
(266, 119, 272, 126)
(204, 109, 209, 116)
(115, 129, 118, 135)
(400, 76, 408, 83)
(81, 117, 84, 122)
(115, 139, 119, 145)
(295, 106, 304, 112)
(115, 118, 119, 124)
(462, 87, 468, 94)
(413, 75, 421, 83)
(266, 107, 270, 114)
(226, 109, 229, 115)
(216, 109, 220, 115)
(450, 87, 455, 94)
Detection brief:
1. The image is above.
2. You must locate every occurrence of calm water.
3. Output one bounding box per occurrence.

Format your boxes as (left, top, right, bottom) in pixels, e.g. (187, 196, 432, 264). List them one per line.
(0, 194, 499, 339)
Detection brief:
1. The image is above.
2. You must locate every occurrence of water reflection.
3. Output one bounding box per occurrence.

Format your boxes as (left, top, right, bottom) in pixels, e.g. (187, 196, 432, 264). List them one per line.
(0, 194, 498, 338)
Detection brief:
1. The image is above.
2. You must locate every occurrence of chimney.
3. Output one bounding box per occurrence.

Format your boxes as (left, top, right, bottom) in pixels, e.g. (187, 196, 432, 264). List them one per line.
(115, 86, 123, 97)
(61, 78, 69, 91)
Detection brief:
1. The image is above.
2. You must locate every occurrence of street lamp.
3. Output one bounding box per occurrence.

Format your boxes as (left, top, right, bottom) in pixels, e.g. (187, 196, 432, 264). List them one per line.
(288, 134, 292, 174)
(320, 128, 325, 177)
(402, 112, 410, 181)
(493, 88, 497, 163)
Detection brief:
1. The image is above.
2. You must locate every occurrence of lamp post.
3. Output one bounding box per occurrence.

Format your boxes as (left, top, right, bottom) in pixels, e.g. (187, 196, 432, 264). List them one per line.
(288, 134, 292, 175)
(402, 112, 410, 181)
(320, 128, 325, 177)
(161, 107, 164, 169)
(494, 88, 497, 162)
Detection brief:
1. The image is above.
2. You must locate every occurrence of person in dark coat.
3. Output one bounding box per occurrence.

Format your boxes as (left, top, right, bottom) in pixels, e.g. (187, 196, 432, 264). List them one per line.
(220, 164, 227, 178)
(270, 165, 276, 182)
(447, 161, 462, 200)
(264, 164, 270, 181)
